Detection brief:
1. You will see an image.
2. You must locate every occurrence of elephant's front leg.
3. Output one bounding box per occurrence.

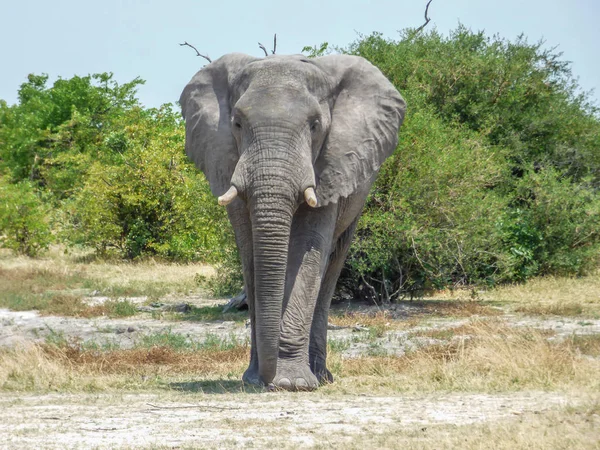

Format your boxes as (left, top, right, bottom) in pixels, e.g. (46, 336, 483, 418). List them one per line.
(310, 216, 359, 384)
(273, 204, 337, 391)
(226, 202, 259, 386)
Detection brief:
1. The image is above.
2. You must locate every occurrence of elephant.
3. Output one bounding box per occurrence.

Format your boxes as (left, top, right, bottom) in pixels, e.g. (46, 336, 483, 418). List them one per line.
(180, 53, 406, 390)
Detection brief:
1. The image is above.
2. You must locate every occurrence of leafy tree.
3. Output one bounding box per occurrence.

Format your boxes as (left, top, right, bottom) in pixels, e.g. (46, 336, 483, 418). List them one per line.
(0, 73, 144, 198)
(337, 26, 600, 298)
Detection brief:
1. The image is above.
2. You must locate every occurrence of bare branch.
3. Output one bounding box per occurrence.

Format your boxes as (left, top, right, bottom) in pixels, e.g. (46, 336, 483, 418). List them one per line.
(258, 42, 269, 57)
(414, 0, 433, 34)
(259, 34, 277, 57)
(179, 41, 212, 63)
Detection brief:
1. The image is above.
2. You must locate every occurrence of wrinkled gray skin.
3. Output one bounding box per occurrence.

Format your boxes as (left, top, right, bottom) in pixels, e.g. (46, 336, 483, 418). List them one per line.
(180, 53, 405, 390)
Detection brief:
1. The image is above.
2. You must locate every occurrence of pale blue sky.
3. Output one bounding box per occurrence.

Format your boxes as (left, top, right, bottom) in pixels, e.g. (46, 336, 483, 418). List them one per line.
(1, 0, 598, 108)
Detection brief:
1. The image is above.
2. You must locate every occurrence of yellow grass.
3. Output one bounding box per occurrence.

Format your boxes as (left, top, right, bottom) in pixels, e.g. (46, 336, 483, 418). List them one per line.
(0, 246, 215, 287)
(324, 320, 600, 394)
(2, 321, 598, 395)
(483, 272, 600, 317)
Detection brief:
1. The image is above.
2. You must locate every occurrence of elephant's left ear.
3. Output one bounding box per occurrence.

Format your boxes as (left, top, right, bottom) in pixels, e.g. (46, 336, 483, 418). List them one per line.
(312, 55, 406, 206)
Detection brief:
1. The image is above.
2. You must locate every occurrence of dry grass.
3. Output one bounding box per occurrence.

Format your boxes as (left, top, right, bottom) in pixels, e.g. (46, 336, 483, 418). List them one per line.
(0, 267, 137, 317)
(414, 300, 502, 317)
(44, 343, 250, 376)
(324, 402, 600, 450)
(0, 343, 251, 392)
(2, 321, 598, 395)
(324, 320, 600, 394)
(0, 246, 215, 284)
(329, 300, 500, 330)
(329, 310, 404, 328)
(568, 334, 600, 358)
(514, 302, 586, 317)
(0, 247, 216, 317)
(484, 272, 600, 317)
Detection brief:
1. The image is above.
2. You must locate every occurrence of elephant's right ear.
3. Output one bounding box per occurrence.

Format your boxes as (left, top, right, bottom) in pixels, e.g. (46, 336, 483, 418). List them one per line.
(180, 53, 258, 196)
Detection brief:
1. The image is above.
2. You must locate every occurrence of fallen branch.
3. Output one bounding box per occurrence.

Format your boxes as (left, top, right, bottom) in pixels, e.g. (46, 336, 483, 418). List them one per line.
(223, 290, 248, 312)
(179, 41, 212, 63)
(147, 403, 238, 411)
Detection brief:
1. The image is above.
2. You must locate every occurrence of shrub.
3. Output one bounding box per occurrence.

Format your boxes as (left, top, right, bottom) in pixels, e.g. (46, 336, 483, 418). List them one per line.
(336, 26, 600, 298)
(505, 168, 600, 277)
(0, 179, 53, 256)
(62, 106, 233, 262)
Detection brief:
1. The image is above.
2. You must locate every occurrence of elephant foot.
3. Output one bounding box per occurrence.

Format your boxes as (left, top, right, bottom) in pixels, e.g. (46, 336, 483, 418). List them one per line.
(315, 367, 334, 385)
(242, 361, 261, 387)
(311, 360, 334, 385)
(270, 359, 319, 391)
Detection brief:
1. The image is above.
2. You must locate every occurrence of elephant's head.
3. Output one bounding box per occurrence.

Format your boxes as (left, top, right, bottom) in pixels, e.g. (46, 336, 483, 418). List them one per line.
(180, 53, 406, 384)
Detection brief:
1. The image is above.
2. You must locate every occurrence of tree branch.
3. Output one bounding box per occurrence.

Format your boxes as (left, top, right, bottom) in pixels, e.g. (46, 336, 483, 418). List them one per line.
(179, 41, 212, 63)
(414, 0, 433, 34)
(258, 42, 269, 57)
(258, 33, 277, 57)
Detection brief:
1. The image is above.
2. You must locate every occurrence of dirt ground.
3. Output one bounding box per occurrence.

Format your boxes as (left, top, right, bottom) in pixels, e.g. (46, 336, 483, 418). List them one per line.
(1, 290, 600, 449)
(0, 390, 581, 449)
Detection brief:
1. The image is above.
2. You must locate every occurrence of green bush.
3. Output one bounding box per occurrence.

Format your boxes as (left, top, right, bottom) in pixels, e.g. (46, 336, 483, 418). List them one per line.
(346, 105, 510, 295)
(0, 179, 53, 256)
(505, 168, 600, 277)
(62, 106, 233, 262)
(335, 26, 600, 298)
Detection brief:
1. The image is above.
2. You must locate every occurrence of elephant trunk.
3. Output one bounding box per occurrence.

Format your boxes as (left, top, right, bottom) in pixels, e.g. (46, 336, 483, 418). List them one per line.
(242, 139, 310, 384)
(250, 191, 294, 384)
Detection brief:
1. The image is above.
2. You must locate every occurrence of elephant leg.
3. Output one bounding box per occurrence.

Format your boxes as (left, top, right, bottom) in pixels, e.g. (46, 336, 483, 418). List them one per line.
(309, 216, 359, 384)
(273, 204, 337, 391)
(226, 202, 259, 386)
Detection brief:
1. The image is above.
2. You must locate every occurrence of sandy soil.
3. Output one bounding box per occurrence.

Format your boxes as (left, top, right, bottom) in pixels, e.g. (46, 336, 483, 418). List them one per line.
(2, 305, 599, 356)
(1, 299, 599, 449)
(0, 391, 579, 449)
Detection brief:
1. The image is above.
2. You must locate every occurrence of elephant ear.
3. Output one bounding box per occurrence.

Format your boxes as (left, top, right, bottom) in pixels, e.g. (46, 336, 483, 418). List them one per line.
(313, 55, 406, 206)
(180, 53, 259, 196)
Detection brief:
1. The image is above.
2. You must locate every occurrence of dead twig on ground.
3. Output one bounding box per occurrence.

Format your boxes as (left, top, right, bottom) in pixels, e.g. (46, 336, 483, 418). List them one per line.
(146, 403, 238, 411)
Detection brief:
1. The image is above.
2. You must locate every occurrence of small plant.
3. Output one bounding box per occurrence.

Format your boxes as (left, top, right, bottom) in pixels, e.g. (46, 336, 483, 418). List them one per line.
(139, 329, 190, 350)
(0, 180, 53, 256)
(105, 300, 137, 317)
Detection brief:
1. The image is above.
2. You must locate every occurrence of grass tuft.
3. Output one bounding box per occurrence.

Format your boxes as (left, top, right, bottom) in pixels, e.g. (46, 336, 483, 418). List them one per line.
(325, 321, 600, 394)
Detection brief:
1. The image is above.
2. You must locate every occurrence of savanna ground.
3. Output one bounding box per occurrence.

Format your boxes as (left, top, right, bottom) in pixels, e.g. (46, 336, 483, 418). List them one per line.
(1, 248, 599, 449)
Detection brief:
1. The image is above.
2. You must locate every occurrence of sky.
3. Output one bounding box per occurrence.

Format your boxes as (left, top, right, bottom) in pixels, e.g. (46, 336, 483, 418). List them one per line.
(1, 0, 599, 108)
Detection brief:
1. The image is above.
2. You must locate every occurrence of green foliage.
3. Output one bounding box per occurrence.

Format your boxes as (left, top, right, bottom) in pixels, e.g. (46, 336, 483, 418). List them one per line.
(195, 249, 244, 297)
(0, 178, 52, 256)
(301, 42, 330, 58)
(62, 105, 232, 261)
(341, 26, 600, 297)
(507, 168, 600, 276)
(347, 106, 510, 293)
(1, 72, 233, 262)
(0, 73, 144, 196)
(1, 25, 598, 297)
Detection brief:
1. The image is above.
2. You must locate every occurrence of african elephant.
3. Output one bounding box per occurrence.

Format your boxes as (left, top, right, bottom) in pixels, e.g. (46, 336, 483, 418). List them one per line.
(180, 53, 406, 390)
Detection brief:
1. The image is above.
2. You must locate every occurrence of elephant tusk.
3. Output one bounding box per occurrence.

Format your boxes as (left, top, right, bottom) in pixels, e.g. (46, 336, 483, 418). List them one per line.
(218, 186, 238, 206)
(304, 187, 318, 208)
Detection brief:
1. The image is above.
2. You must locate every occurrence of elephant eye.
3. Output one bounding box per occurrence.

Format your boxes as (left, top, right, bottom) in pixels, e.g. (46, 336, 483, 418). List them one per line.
(234, 121, 242, 129)
(310, 120, 320, 133)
